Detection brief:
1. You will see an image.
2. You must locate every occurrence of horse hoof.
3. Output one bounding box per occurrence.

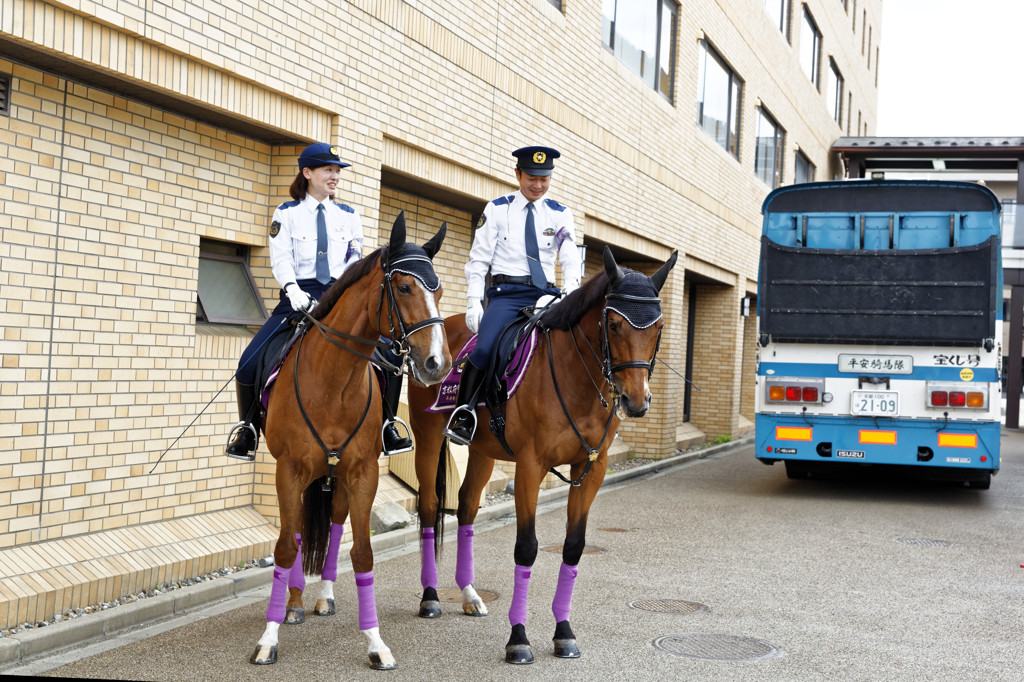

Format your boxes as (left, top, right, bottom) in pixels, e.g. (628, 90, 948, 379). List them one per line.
(249, 644, 278, 665)
(284, 607, 305, 624)
(314, 598, 335, 616)
(554, 638, 581, 658)
(418, 600, 441, 618)
(505, 644, 534, 665)
(462, 601, 489, 617)
(368, 650, 397, 670)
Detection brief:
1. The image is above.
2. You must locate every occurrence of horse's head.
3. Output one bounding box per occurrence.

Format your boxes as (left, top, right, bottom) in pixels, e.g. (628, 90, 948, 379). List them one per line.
(602, 246, 678, 418)
(379, 212, 452, 386)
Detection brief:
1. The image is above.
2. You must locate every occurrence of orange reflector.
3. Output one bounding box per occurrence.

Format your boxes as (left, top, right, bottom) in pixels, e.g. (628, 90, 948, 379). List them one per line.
(966, 392, 985, 408)
(859, 430, 897, 445)
(775, 426, 812, 441)
(938, 433, 977, 449)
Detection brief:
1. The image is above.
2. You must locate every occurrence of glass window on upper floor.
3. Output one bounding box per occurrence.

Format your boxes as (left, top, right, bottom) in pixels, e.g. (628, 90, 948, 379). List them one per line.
(827, 58, 844, 124)
(1003, 200, 1021, 247)
(794, 150, 815, 184)
(696, 40, 742, 158)
(801, 6, 822, 90)
(602, 0, 677, 100)
(764, 0, 791, 40)
(197, 238, 267, 325)
(754, 107, 784, 187)
(547, 0, 562, 8)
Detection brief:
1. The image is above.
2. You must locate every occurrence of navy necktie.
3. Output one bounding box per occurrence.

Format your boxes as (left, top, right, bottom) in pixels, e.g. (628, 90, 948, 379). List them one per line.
(315, 203, 330, 285)
(524, 203, 546, 288)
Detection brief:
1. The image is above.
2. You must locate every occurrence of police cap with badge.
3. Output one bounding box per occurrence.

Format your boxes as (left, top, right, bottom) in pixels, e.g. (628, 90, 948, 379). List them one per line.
(298, 142, 352, 170)
(512, 146, 560, 177)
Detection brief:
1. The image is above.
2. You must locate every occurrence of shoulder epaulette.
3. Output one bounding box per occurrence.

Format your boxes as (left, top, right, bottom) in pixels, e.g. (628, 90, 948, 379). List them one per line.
(277, 200, 301, 210)
(333, 202, 355, 213)
(492, 194, 516, 207)
(544, 198, 566, 212)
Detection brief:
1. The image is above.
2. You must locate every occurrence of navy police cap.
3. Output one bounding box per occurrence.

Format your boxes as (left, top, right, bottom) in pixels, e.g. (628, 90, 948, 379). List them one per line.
(298, 142, 351, 170)
(512, 146, 560, 176)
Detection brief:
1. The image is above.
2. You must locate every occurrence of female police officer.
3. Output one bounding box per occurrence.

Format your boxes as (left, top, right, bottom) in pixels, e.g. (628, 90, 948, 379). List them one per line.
(444, 146, 582, 445)
(226, 143, 411, 460)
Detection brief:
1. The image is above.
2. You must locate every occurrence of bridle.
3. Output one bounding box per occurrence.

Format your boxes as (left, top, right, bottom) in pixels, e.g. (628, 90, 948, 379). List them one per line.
(600, 290, 663, 386)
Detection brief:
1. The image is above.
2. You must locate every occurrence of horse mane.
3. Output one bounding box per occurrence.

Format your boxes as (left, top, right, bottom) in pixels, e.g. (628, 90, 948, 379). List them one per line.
(540, 270, 611, 330)
(311, 247, 383, 321)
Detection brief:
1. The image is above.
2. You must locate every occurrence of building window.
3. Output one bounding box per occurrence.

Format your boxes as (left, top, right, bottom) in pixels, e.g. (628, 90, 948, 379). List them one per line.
(197, 239, 268, 325)
(801, 6, 822, 90)
(696, 40, 742, 158)
(1003, 200, 1021, 248)
(826, 59, 844, 124)
(602, 0, 677, 100)
(547, 0, 562, 9)
(794, 150, 815, 184)
(754, 107, 784, 187)
(764, 0, 791, 39)
(0, 73, 10, 116)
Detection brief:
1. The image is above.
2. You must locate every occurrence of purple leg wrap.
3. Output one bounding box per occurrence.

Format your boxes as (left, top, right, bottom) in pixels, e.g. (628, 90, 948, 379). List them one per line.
(321, 523, 344, 582)
(288, 533, 305, 591)
(455, 525, 474, 589)
(551, 562, 578, 622)
(355, 571, 379, 631)
(508, 564, 532, 627)
(421, 527, 438, 589)
(266, 564, 289, 623)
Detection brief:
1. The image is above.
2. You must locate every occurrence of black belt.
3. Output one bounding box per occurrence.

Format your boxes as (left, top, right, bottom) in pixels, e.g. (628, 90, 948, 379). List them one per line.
(492, 274, 554, 288)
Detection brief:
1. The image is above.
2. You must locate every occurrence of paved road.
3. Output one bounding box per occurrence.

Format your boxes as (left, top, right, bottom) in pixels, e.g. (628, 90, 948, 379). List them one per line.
(14, 432, 1024, 681)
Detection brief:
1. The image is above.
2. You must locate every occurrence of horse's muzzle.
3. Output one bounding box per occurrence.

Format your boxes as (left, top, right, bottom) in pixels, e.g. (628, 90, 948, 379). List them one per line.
(410, 353, 451, 386)
(618, 390, 652, 419)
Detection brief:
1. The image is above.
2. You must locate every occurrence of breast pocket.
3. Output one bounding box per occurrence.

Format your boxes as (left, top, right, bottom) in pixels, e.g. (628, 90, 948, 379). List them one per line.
(293, 232, 318, 270)
(328, 225, 350, 250)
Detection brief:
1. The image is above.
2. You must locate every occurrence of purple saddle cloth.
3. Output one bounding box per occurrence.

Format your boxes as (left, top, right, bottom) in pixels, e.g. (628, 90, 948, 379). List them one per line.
(426, 328, 540, 413)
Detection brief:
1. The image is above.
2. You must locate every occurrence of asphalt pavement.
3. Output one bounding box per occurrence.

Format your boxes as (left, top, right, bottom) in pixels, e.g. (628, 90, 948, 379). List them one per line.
(5, 432, 1023, 681)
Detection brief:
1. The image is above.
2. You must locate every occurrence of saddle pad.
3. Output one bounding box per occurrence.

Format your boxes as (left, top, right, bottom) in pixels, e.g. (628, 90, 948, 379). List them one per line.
(426, 328, 539, 413)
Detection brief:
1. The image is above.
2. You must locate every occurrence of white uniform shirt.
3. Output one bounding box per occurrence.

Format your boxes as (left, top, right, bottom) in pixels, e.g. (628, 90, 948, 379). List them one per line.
(269, 194, 364, 288)
(465, 190, 581, 301)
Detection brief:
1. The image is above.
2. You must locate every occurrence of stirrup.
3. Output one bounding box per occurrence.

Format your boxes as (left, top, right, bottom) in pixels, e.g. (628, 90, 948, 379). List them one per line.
(225, 421, 258, 461)
(443, 406, 477, 447)
(382, 417, 414, 456)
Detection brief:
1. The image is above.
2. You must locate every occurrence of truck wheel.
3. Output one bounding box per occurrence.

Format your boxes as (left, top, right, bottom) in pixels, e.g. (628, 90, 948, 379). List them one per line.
(967, 475, 990, 490)
(784, 461, 809, 480)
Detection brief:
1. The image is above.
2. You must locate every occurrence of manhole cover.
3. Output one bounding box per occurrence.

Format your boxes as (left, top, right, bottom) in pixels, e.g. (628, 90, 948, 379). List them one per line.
(540, 545, 605, 554)
(599, 527, 629, 533)
(628, 599, 709, 614)
(652, 633, 782, 662)
(896, 537, 953, 547)
(433, 588, 499, 603)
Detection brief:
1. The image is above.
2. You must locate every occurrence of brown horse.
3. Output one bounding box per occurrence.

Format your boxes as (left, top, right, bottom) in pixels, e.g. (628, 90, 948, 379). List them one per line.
(408, 246, 677, 664)
(248, 212, 451, 669)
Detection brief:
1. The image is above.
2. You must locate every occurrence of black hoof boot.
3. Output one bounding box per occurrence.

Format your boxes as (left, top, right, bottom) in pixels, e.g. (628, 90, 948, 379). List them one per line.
(419, 586, 442, 618)
(505, 623, 534, 664)
(553, 619, 581, 658)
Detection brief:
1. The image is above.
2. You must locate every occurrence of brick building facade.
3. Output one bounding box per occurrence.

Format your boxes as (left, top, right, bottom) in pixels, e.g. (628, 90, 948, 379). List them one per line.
(0, 0, 881, 628)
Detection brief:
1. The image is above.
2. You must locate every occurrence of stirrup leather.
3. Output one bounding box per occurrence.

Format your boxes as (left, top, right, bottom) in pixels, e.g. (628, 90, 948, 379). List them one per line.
(381, 417, 414, 455)
(226, 421, 259, 461)
(443, 405, 478, 446)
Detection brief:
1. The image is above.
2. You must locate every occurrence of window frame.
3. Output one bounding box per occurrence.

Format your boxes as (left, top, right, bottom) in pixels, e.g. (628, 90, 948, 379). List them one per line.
(801, 6, 822, 90)
(696, 39, 743, 159)
(827, 58, 845, 125)
(763, 0, 792, 41)
(196, 239, 268, 326)
(754, 106, 785, 188)
(794, 150, 816, 184)
(601, 0, 677, 101)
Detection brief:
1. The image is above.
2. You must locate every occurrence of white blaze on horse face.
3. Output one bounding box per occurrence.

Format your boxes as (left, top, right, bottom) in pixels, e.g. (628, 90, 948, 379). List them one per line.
(416, 279, 445, 369)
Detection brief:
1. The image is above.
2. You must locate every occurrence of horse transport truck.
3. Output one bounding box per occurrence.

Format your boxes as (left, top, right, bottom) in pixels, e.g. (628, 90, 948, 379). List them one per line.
(755, 180, 1002, 489)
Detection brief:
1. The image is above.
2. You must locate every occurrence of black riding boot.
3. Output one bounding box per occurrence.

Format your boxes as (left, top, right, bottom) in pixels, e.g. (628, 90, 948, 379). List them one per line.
(444, 362, 485, 446)
(382, 372, 413, 455)
(226, 381, 259, 461)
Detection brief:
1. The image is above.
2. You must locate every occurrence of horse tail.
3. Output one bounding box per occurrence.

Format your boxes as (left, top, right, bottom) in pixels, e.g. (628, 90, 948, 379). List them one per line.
(433, 437, 448, 558)
(302, 477, 333, 575)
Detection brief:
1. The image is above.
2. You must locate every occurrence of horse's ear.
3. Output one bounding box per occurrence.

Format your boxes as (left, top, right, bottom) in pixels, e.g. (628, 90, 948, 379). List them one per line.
(651, 250, 678, 293)
(422, 221, 447, 260)
(388, 211, 407, 253)
(603, 246, 624, 288)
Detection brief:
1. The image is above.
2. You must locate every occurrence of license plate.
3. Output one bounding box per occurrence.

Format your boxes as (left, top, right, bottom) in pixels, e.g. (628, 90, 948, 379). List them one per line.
(851, 390, 899, 416)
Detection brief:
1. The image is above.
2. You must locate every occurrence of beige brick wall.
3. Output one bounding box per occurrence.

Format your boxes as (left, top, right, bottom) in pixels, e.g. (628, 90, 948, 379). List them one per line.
(0, 0, 881, 583)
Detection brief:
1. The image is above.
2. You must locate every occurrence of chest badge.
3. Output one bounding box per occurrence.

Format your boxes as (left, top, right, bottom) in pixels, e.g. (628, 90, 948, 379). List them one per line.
(543, 228, 556, 236)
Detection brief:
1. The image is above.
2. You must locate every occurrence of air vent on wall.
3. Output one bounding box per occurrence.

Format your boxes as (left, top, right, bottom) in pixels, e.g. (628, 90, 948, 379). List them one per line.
(0, 73, 10, 116)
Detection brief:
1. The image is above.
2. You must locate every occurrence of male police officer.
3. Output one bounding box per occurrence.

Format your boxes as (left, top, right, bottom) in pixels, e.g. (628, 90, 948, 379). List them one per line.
(444, 146, 582, 445)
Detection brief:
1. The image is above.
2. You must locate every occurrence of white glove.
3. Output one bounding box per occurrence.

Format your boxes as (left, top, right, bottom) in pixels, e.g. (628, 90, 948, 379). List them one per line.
(465, 299, 483, 333)
(535, 294, 558, 310)
(285, 283, 312, 312)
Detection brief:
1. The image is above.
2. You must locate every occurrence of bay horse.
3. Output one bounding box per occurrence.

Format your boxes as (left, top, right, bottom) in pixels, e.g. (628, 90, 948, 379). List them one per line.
(248, 212, 451, 669)
(407, 246, 677, 664)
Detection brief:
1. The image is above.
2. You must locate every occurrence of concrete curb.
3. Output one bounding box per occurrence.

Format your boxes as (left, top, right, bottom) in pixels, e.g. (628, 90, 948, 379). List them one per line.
(0, 436, 751, 667)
